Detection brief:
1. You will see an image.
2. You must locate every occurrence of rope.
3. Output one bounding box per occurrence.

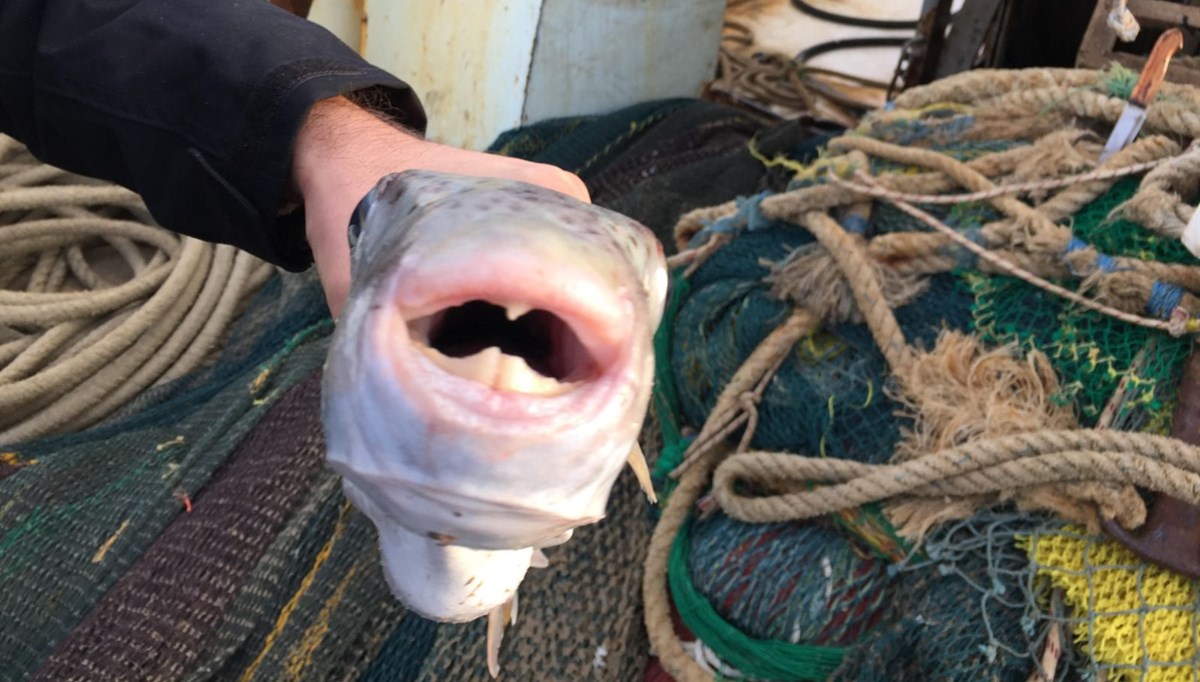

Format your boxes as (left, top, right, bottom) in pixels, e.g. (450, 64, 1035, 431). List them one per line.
(712, 430, 1200, 524)
(672, 129, 1142, 250)
(0, 136, 275, 443)
(890, 67, 1200, 112)
(707, 13, 894, 127)
(798, 211, 911, 367)
(828, 170, 1198, 335)
(670, 309, 818, 477)
(1107, 0, 1140, 42)
(643, 444, 725, 682)
(674, 132, 1200, 323)
(830, 154, 1172, 206)
(1113, 148, 1200, 238)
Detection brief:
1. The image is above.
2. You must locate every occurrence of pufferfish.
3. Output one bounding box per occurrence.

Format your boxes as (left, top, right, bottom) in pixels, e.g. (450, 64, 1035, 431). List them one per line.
(320, 170, 667, 676)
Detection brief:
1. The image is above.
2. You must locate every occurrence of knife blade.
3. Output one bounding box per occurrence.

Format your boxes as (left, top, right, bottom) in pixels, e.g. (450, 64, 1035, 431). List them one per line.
(1100, 27, 1185, 162)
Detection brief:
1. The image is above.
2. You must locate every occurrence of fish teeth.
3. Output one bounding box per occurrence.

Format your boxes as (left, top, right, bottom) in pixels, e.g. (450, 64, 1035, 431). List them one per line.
(495, 352, 557, 394)
(503, 302, 533, 321)
(423, 346, 502, 385)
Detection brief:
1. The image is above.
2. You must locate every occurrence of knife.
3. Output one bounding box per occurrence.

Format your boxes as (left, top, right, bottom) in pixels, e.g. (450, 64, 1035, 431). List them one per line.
(1100, 27, 1185, 162)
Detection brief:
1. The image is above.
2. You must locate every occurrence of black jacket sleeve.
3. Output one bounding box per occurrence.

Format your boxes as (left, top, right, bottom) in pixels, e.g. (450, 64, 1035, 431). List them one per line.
(0, 0, 427, 271)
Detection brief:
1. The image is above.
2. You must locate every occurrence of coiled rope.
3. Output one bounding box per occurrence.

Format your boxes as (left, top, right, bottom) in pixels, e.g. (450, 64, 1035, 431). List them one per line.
(0, 136, 275, 443)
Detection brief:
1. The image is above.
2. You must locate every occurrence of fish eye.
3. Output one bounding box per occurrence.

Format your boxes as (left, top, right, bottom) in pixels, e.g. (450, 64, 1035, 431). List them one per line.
(347, 217, 363, 250)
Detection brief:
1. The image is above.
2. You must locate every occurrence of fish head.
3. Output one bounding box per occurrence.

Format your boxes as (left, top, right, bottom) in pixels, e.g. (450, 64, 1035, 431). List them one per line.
(321, 170, 666, 621)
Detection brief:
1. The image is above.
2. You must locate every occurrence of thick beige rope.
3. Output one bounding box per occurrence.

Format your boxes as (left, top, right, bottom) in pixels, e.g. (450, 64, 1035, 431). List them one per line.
(672, 140, 1054, 250)
(799, 211, 911, 368)
(892, 68, 1200, 112)
(832, 170, 1198, 334)
(0, 136, 275, 442)
(643, 443, 724, 682)
(678, 131, 1200, 321)
(1113, 148, 1200, 238)
(981, 88, 1200, 141)
(712, 430, 1200, 524)
(671, 309, 818, 477)
(828, 149, 1170, 207)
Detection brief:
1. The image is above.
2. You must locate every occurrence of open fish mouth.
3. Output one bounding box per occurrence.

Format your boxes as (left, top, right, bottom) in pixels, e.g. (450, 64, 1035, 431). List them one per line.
(406, 299, 598, 397)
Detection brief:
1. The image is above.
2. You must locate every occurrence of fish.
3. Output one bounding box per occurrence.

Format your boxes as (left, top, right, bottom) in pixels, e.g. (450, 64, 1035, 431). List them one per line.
(320, 169, 667, 677)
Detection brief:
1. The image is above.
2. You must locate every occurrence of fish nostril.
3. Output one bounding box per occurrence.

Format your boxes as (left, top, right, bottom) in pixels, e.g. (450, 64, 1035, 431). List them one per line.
(414, 300, 594, 382)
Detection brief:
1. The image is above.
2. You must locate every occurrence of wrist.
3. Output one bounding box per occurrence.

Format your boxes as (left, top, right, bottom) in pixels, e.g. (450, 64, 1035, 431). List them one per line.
(292, 95, 428, 316)
(292, 96, 424, 204)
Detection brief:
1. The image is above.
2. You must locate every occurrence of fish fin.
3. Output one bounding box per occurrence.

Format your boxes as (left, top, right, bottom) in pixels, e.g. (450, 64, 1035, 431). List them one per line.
(531, 548, 549, 569)
(486, 593, 518, 678)
(627, 442, 657, 504)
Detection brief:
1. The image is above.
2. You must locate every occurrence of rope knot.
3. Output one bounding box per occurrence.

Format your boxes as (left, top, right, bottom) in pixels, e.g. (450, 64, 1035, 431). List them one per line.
(1167, 307, 1200, 337)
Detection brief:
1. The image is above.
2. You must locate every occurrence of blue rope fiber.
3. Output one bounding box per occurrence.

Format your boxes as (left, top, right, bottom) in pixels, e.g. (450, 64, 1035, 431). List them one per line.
(884, 113, 977, 146)
(1062, 236, 1186, 321)
(842, 214, 869, 235)
(689, 191, 774, 247)
(1148, 280, 1185, 319)
(1063, 237, 1119, 273)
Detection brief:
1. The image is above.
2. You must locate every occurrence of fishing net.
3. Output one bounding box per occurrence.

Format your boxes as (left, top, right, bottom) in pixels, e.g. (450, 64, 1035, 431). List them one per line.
(643, 66, 1200, 682)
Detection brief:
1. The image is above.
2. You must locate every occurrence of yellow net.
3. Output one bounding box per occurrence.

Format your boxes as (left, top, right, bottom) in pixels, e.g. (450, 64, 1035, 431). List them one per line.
(1024, 526, 1200, 681)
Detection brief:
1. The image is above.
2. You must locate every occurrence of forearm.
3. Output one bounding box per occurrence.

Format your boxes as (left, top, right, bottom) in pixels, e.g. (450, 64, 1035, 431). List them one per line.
(0, 0, 425, 270)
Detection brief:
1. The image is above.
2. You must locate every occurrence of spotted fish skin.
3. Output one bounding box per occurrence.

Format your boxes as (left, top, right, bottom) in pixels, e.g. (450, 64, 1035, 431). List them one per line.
(320, 170, 666, 623)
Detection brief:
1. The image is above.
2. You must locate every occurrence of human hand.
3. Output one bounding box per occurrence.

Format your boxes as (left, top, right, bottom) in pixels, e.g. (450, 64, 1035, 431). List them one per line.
(291, 96, 590, 318)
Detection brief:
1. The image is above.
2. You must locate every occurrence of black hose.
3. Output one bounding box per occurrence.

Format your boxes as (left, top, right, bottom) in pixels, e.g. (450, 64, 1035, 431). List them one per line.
(794, 36, 910, 65)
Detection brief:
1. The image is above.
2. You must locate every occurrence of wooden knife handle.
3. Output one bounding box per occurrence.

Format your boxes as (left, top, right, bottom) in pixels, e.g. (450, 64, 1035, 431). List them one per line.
(1131, 28, 1185, 107)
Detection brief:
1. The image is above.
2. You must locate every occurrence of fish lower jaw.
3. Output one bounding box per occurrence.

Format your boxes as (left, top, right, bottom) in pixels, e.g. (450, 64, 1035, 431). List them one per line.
(414, 342, 580, 397)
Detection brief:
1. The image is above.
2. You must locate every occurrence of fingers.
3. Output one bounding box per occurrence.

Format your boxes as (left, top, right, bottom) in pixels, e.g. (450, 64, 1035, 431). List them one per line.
(555, 168, 591, 204)
(498, 159, 589, 203)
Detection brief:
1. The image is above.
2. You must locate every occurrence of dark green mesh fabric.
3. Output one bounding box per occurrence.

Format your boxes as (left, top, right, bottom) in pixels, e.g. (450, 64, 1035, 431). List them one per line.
(489, 99, 841, 247)
(686, 513, 894, 647)
(0, 273, 335, 679)
(672, 228, 975, 461)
